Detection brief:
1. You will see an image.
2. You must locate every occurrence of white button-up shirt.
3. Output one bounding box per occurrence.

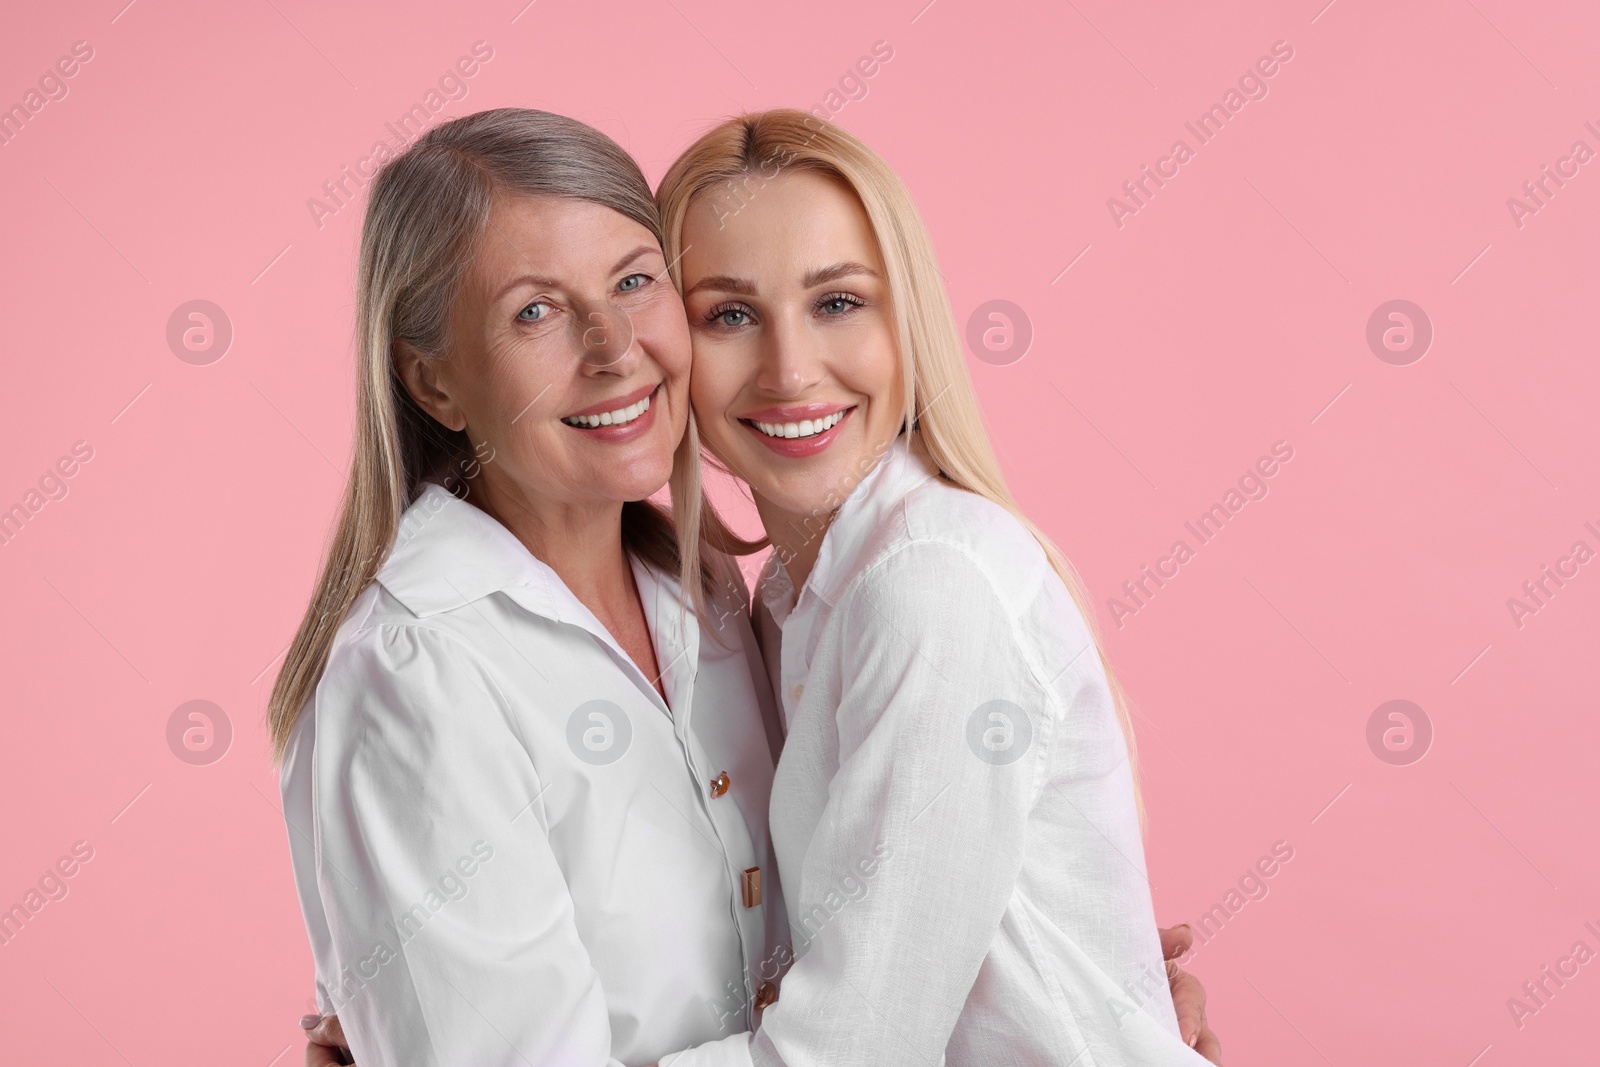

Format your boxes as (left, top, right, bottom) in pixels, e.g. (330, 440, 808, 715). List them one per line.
(667, 440, 1208, 1067)
(280, 482, 789, 1067)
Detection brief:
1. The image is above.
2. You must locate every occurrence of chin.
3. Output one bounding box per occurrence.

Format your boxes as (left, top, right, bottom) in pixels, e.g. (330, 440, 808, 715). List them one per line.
(608, 467, 673, 504)
(639, 450, 686, 492)
(743, 468, 833, 520)
(603, 428, 680, 490)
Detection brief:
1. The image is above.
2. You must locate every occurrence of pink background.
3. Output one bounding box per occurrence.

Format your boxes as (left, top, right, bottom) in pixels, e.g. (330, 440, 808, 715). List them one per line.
(2, 0, 1596, 1063)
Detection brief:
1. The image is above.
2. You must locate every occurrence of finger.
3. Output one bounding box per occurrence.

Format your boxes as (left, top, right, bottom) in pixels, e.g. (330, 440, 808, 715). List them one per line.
(1167, 970, 1207, 1047)
(305, 1039, 345, 1067)
(1194, 1023, 1222, 1065)
(303, 1014, 347, 1048)
(1158, 923, 1194, 961)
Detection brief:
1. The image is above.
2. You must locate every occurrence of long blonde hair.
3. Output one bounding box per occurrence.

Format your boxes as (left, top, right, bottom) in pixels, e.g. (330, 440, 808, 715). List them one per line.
(656, 110, 1144, 814)
(267, 107, 701, 760)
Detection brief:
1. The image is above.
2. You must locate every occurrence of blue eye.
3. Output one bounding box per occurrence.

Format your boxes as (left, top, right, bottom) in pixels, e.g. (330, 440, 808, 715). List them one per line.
(817, 293, 864, 316)
(518, 302, 551, 322)
(618, 273, 649, 292)
(713, 308, 750, 327)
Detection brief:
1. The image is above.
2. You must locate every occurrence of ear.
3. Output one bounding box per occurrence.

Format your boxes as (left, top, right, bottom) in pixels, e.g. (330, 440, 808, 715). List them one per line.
(393, 339, 467, 432)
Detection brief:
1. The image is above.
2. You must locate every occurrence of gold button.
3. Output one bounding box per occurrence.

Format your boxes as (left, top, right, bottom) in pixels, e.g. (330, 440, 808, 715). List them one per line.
(710, 772, 730, 798)
(754, 981, 778, 1009)
(790, 683, 805, 701)
(741, 866, 762, 908)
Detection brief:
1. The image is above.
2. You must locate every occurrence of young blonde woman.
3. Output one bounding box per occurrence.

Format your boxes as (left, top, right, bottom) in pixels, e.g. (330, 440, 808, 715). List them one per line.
(647, 111, 1214, 1066)
(285, 107, 1218, 1067)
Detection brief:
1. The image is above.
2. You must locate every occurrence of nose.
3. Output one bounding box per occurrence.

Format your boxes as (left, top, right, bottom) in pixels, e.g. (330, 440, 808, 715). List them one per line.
(574, 297, 637, 374)
(754, 308, 825, 399)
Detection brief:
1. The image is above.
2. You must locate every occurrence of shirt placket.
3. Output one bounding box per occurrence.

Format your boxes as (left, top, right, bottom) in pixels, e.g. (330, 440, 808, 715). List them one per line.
(670, 615, 780, 1030)
(627, 564, 774, 1032)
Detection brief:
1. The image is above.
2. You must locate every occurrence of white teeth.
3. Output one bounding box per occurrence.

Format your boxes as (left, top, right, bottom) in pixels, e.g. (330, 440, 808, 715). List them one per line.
(562, 392, 652, 429)
(750, 410, 846, 439)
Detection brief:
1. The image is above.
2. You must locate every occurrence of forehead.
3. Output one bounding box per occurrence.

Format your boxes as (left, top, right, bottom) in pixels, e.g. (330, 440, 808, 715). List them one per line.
(681, 169, 884, 281)
(472, 193, 657, 279)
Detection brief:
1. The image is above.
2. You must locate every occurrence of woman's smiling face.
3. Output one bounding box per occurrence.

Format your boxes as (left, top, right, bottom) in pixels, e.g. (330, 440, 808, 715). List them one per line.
(679, 169, 905, 533)
(398, 193, 692, 514)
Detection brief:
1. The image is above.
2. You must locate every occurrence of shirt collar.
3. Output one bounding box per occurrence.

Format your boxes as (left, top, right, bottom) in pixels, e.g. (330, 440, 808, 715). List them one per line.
(374, 482, 696, 722)
(375, 482, 565, 620)
(757, 435, 939, 624)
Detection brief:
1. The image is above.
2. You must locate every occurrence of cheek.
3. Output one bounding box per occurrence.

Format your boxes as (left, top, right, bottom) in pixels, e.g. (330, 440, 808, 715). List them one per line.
(635, 295, 692, 377)
(688, 345, 742, 429)
(861, 333, 905, 425)
(479, 340, 556, 416)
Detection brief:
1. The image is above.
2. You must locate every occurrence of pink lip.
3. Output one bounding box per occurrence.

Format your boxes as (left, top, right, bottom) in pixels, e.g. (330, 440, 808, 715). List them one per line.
(562, 383, 661, 444)
(564, 383, 659, 419)
(740, 401, 853, 422)
(740, 406, 854, 459)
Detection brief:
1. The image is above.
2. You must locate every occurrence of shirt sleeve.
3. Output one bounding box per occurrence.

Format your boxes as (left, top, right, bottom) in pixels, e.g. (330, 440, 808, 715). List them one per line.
(301, 622, 627, 1067)
(751, 539, 1053, 1066)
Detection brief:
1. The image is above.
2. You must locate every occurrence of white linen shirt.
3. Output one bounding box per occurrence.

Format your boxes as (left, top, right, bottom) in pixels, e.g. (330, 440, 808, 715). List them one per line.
(665, 440, 1208, 1067)
(280, 482, 789, 1067)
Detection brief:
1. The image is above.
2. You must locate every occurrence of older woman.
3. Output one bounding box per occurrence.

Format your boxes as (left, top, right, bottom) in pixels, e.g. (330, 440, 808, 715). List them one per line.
(271, 109, 787, 1066)
(281, 108, 1219, 1066)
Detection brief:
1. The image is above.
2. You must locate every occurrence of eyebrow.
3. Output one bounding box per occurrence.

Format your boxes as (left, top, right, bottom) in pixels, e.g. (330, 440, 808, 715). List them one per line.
(684, 260, 880, 300)
(803, 260, 879, 288)
(493, 272, 561, 302)
(683, 274, 757, 298)
(612, 244, 662, 275)
(491, 245, 663, 302)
